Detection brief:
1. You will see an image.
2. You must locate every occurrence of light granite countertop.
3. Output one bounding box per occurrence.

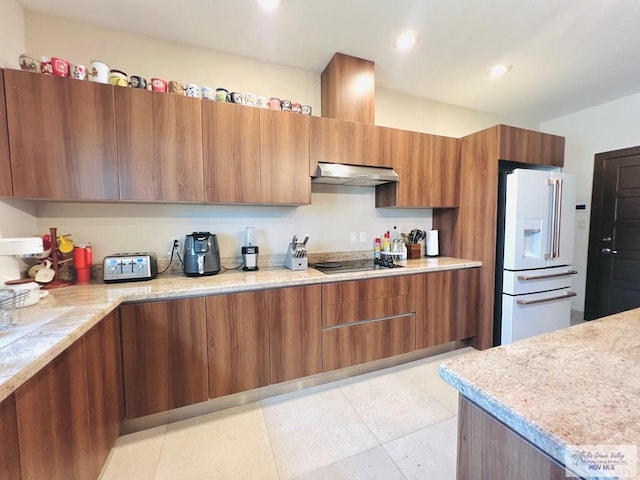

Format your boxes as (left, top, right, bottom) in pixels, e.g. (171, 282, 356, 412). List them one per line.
(440, 308, 640, 473)
(0, 256, 480, 403)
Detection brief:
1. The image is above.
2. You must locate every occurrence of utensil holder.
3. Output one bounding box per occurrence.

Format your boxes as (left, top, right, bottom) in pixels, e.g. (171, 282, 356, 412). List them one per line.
(407, 243, 421, 259)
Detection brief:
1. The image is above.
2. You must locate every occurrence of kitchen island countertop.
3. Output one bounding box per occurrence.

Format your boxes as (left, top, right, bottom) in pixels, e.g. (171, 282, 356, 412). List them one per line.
(440, 307, 640, 474)
(0, 256, 480, 403)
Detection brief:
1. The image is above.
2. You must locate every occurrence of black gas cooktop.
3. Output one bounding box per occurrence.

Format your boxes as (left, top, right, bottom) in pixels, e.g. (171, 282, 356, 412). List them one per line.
(312, 258, 404, 274)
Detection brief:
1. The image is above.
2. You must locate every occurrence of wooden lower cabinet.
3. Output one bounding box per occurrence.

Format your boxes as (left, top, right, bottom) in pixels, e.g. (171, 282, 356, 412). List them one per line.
(84, 310, 123, 477)
(120, 298, 208, 419)
(269, 285, 322, 383)
(321, 275, 418, 372)
(416, 268, 480, 349)
(322, 314, 416, 371)
(458, 396, 566, 479)
(206, 291, 270, 397)
(15, 340, 93, 480)
(0, 394, 21, 479)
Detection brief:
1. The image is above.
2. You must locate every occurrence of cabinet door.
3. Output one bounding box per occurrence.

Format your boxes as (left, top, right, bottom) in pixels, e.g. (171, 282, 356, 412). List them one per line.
(15, 340, 92, 480)
(260, 109, 311, 205)
(309, 116, 377, 174)
(0, 395, 20, 479)
(498, 125, 564, 167)
(376, 130, 460, 207)
(5, 69, 118, 200)
(322, 314, 416, 371)
(202, 101, 261, 203)
(115, 87, 204, 201)
(206, 291, 270, 397)
(121, 298, 208, 418)
(269, 285, 322, 383)
(416, 268, 480, 349)
(84, 309, 123, 477)
(0, 70, 12, 197)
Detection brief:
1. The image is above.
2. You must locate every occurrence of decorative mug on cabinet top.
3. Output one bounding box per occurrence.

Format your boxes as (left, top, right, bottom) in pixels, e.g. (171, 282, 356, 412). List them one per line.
(109, 69, 128, 87)
(185, 83, 200, 98)
(88, 60, 110, 83)
(150, 77, 167, 92)
(72, 64, 86, 80)
(168, 80, 185, 95)
(129, 75, 147, 89)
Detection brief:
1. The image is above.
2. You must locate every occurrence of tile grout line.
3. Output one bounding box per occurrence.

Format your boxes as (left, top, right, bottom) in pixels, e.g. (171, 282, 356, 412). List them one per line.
(151, 424, 169, 480)
(398, 364, 459, 417)
(259, 398, 284, 480)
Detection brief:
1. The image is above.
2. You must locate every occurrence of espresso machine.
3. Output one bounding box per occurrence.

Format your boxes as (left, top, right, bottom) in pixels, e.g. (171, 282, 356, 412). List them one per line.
(183, 232, 220, 276)
(241, 227, 259, 271)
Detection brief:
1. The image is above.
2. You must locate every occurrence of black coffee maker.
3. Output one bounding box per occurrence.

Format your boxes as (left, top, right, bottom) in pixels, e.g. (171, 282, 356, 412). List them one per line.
(183, 232, 221, 276)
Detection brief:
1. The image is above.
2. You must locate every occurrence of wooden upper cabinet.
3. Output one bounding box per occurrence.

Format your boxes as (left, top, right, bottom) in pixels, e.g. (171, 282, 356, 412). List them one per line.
(4, 69, 118, 200)
(120, 298, 208, 418)
(202, 101, 260, 203)
(376, 129, 460, 208)
(0, 71, 12, 197)
(206, 291, 270, 398)
(309, 116, 379, 174)
(115, 87, 204, 202)
(259, 109, 311, 205)
(498, 124, 564, 167)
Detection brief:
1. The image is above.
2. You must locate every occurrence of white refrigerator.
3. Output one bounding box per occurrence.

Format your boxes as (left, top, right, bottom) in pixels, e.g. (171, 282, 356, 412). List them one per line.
(499, 168, 577, 345)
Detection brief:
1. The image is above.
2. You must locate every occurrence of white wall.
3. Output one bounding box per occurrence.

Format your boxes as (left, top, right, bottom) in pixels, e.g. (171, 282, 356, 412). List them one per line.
(541, 92, 640, 311)
(18, 11, 521, 264)
(0, 0, 24, 67)
(0, 1, 38, 281)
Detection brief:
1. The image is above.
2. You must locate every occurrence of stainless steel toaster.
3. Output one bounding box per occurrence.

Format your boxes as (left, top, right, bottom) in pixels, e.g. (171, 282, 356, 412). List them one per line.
(103, 252, 158, 283)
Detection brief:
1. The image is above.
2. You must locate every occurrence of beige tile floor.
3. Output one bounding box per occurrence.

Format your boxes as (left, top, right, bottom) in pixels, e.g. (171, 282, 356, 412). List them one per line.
(99, 347, 474, 480)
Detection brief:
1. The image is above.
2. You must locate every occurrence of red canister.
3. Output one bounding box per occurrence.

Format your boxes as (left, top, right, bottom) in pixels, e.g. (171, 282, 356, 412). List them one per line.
(73, 244, 93, 283)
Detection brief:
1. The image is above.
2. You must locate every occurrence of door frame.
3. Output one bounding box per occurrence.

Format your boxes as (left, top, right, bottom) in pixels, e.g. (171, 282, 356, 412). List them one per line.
(585, 145, 640, 320)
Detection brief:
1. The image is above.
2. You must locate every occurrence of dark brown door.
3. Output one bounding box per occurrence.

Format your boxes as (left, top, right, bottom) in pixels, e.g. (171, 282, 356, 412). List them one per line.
(585, 146, 640, 320)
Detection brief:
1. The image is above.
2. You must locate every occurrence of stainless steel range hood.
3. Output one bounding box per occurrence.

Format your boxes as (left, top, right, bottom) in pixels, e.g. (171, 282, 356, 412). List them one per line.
(311, 162, 399, 187)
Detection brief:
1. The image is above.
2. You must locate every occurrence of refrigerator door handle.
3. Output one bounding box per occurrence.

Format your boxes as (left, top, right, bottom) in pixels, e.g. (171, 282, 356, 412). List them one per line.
(516, 291, 576, 306)
(545, 178, 562, 259)
(545, 178, 557, 259)
(517, 269, 578, 281)
(556, 178, 564, 258)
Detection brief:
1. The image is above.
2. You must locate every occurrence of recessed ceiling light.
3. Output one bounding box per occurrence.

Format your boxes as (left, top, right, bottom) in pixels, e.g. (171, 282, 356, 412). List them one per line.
(487, 64, 512, 79)
(394, 30, 421, 52)
(255, 0, 281, 12)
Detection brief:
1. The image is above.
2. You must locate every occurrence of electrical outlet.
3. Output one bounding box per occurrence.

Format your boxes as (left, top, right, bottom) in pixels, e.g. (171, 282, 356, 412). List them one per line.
(168, 237, 181, 257)
(359, 232, 367, 243)
(350, 231, 357, 243)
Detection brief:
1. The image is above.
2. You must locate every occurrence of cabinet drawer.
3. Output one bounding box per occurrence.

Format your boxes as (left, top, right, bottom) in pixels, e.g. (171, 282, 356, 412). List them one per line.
(322, 275, 416, 305)
(322, 293, 416, 327)
(322, 314, 416, 371)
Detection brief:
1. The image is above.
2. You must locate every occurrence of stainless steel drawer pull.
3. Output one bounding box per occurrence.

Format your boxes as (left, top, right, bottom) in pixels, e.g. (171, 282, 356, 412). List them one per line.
(516, 291, 576, 306)
(322, 312, 415, 331)
(517, 270, 578, 281)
